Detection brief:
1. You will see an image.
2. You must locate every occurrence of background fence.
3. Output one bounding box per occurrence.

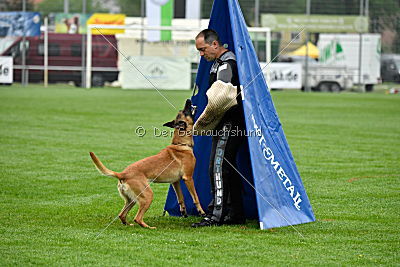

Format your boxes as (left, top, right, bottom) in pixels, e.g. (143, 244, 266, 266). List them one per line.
(1, 0, 399, 90)
(2, 0, 399, 53)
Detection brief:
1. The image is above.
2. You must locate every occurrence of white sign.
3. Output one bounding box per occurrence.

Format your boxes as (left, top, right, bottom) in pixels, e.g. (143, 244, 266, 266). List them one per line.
(260, 62, 302, 89)
(0, 57, 13, 84)
(121, 56, 191, 90)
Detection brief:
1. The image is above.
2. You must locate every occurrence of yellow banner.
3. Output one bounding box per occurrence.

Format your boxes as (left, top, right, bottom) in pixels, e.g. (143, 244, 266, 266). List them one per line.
(87, 13, 125, 35)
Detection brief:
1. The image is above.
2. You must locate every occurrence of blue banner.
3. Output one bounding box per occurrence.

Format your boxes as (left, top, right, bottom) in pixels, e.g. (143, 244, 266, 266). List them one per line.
(0, 12, 41, 37)
(164, 0, 315, 229)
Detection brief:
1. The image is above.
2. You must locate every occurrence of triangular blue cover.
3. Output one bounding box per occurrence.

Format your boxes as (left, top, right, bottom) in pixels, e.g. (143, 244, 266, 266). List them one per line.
(164, 0, 315, 229)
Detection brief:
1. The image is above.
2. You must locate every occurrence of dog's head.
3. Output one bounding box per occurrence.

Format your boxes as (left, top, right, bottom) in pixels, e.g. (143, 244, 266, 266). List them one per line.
(163, 99, 194, 131)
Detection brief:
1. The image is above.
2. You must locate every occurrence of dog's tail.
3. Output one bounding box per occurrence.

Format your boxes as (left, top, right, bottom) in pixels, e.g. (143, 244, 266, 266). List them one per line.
(89, 152, 121, 179)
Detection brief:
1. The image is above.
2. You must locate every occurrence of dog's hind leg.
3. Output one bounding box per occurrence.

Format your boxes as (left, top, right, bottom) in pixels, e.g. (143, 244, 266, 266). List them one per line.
(130, 180, 155, 229)
(172, 181, 187, 217)
(118, 199, 136, 225)
(117, 182, 137, 225)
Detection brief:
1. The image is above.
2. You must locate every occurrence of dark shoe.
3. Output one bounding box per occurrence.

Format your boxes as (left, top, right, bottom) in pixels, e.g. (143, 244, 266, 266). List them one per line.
(191, 217, 221, 228)
(222, 215, 246, 225)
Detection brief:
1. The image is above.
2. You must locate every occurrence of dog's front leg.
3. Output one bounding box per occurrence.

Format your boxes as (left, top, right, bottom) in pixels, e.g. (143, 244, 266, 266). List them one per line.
(182, 176, 206, 216)
(172, 181, 188, 217)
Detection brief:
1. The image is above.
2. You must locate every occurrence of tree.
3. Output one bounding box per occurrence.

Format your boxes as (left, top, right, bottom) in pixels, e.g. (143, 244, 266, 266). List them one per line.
(117, 0, 141, 17)
(3, 0, 34, 11)
(369, 0, 400, 53)
(35, 0, 107, 16)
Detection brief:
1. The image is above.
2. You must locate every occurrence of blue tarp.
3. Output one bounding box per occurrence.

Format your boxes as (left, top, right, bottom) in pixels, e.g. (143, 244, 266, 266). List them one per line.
(0, 12, 41, 37)
(164, 0, 315, 229)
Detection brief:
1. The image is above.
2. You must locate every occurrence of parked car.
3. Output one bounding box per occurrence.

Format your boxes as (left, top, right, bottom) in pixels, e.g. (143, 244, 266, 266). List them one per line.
(381, 54, 400, 83)
(0, 33, 118, 86)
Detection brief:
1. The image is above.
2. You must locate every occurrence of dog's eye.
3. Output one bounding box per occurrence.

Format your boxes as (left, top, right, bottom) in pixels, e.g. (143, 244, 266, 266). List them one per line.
(177, 121, 187, 129)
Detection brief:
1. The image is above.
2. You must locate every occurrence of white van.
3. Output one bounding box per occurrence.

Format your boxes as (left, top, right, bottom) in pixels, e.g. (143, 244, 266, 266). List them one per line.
(318, 34, 381, 91)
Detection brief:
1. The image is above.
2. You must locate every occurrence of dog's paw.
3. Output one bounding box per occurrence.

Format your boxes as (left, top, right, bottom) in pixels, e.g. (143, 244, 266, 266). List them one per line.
(180, 211, 188, 218)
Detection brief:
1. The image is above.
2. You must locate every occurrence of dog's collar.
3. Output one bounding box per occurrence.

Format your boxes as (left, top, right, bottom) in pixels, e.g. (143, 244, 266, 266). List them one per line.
(172, 142, 193, 148)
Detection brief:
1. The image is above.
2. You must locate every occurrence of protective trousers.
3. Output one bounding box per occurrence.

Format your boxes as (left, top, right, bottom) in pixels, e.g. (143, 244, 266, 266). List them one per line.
(208, 110, 245, 223)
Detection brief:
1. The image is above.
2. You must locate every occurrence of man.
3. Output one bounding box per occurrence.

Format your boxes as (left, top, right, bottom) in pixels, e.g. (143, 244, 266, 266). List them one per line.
(192, 29, 246, 227)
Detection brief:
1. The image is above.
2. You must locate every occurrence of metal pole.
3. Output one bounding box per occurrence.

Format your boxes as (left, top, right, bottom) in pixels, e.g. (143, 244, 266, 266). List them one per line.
(358, 34, 364, 92)
(86, 29, 92, 88)
(358, 0, 364, 92)
(199, 0, 202, 28)
(254, 0, 259, 59)
(44, 17, 48, 87)
(64, 0, 69, 13)
(266, 28, 271, 64)
(21, 0, 27, 86)
(359, 0, 364, 17)
(266, 28, 271, 89)
(364, 0, 369, 90)
(81, 0, 86, 88)
(140, 0, 145, 56)
(304, 0, 311, 92)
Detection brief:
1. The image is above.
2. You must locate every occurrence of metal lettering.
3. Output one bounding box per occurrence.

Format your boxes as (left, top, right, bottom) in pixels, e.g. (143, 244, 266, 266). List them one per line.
(251, 114, 301, 210)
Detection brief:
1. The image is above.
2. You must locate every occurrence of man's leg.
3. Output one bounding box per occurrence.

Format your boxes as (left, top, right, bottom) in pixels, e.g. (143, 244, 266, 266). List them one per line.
(209, 122, 231, 222)
(206, 136, 218, 215)
(219, 110, 246, 224)
(191, 123, 231, 227)
(221, 131, 245, 224)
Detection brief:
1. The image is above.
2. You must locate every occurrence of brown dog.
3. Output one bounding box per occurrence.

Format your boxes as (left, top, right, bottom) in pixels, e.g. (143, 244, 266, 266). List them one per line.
(90, 99, 205, 229)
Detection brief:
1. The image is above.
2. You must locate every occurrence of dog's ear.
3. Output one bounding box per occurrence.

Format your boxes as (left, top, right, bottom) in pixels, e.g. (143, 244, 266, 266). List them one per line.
(163, 120, 175, 128)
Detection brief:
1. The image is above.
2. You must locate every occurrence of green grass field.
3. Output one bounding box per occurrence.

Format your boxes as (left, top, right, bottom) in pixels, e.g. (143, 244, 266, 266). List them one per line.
(0, 84, 399, 265)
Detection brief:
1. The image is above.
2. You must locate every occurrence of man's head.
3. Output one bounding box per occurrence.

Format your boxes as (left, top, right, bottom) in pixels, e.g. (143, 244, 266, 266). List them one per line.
(195, 29, 226, 61)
